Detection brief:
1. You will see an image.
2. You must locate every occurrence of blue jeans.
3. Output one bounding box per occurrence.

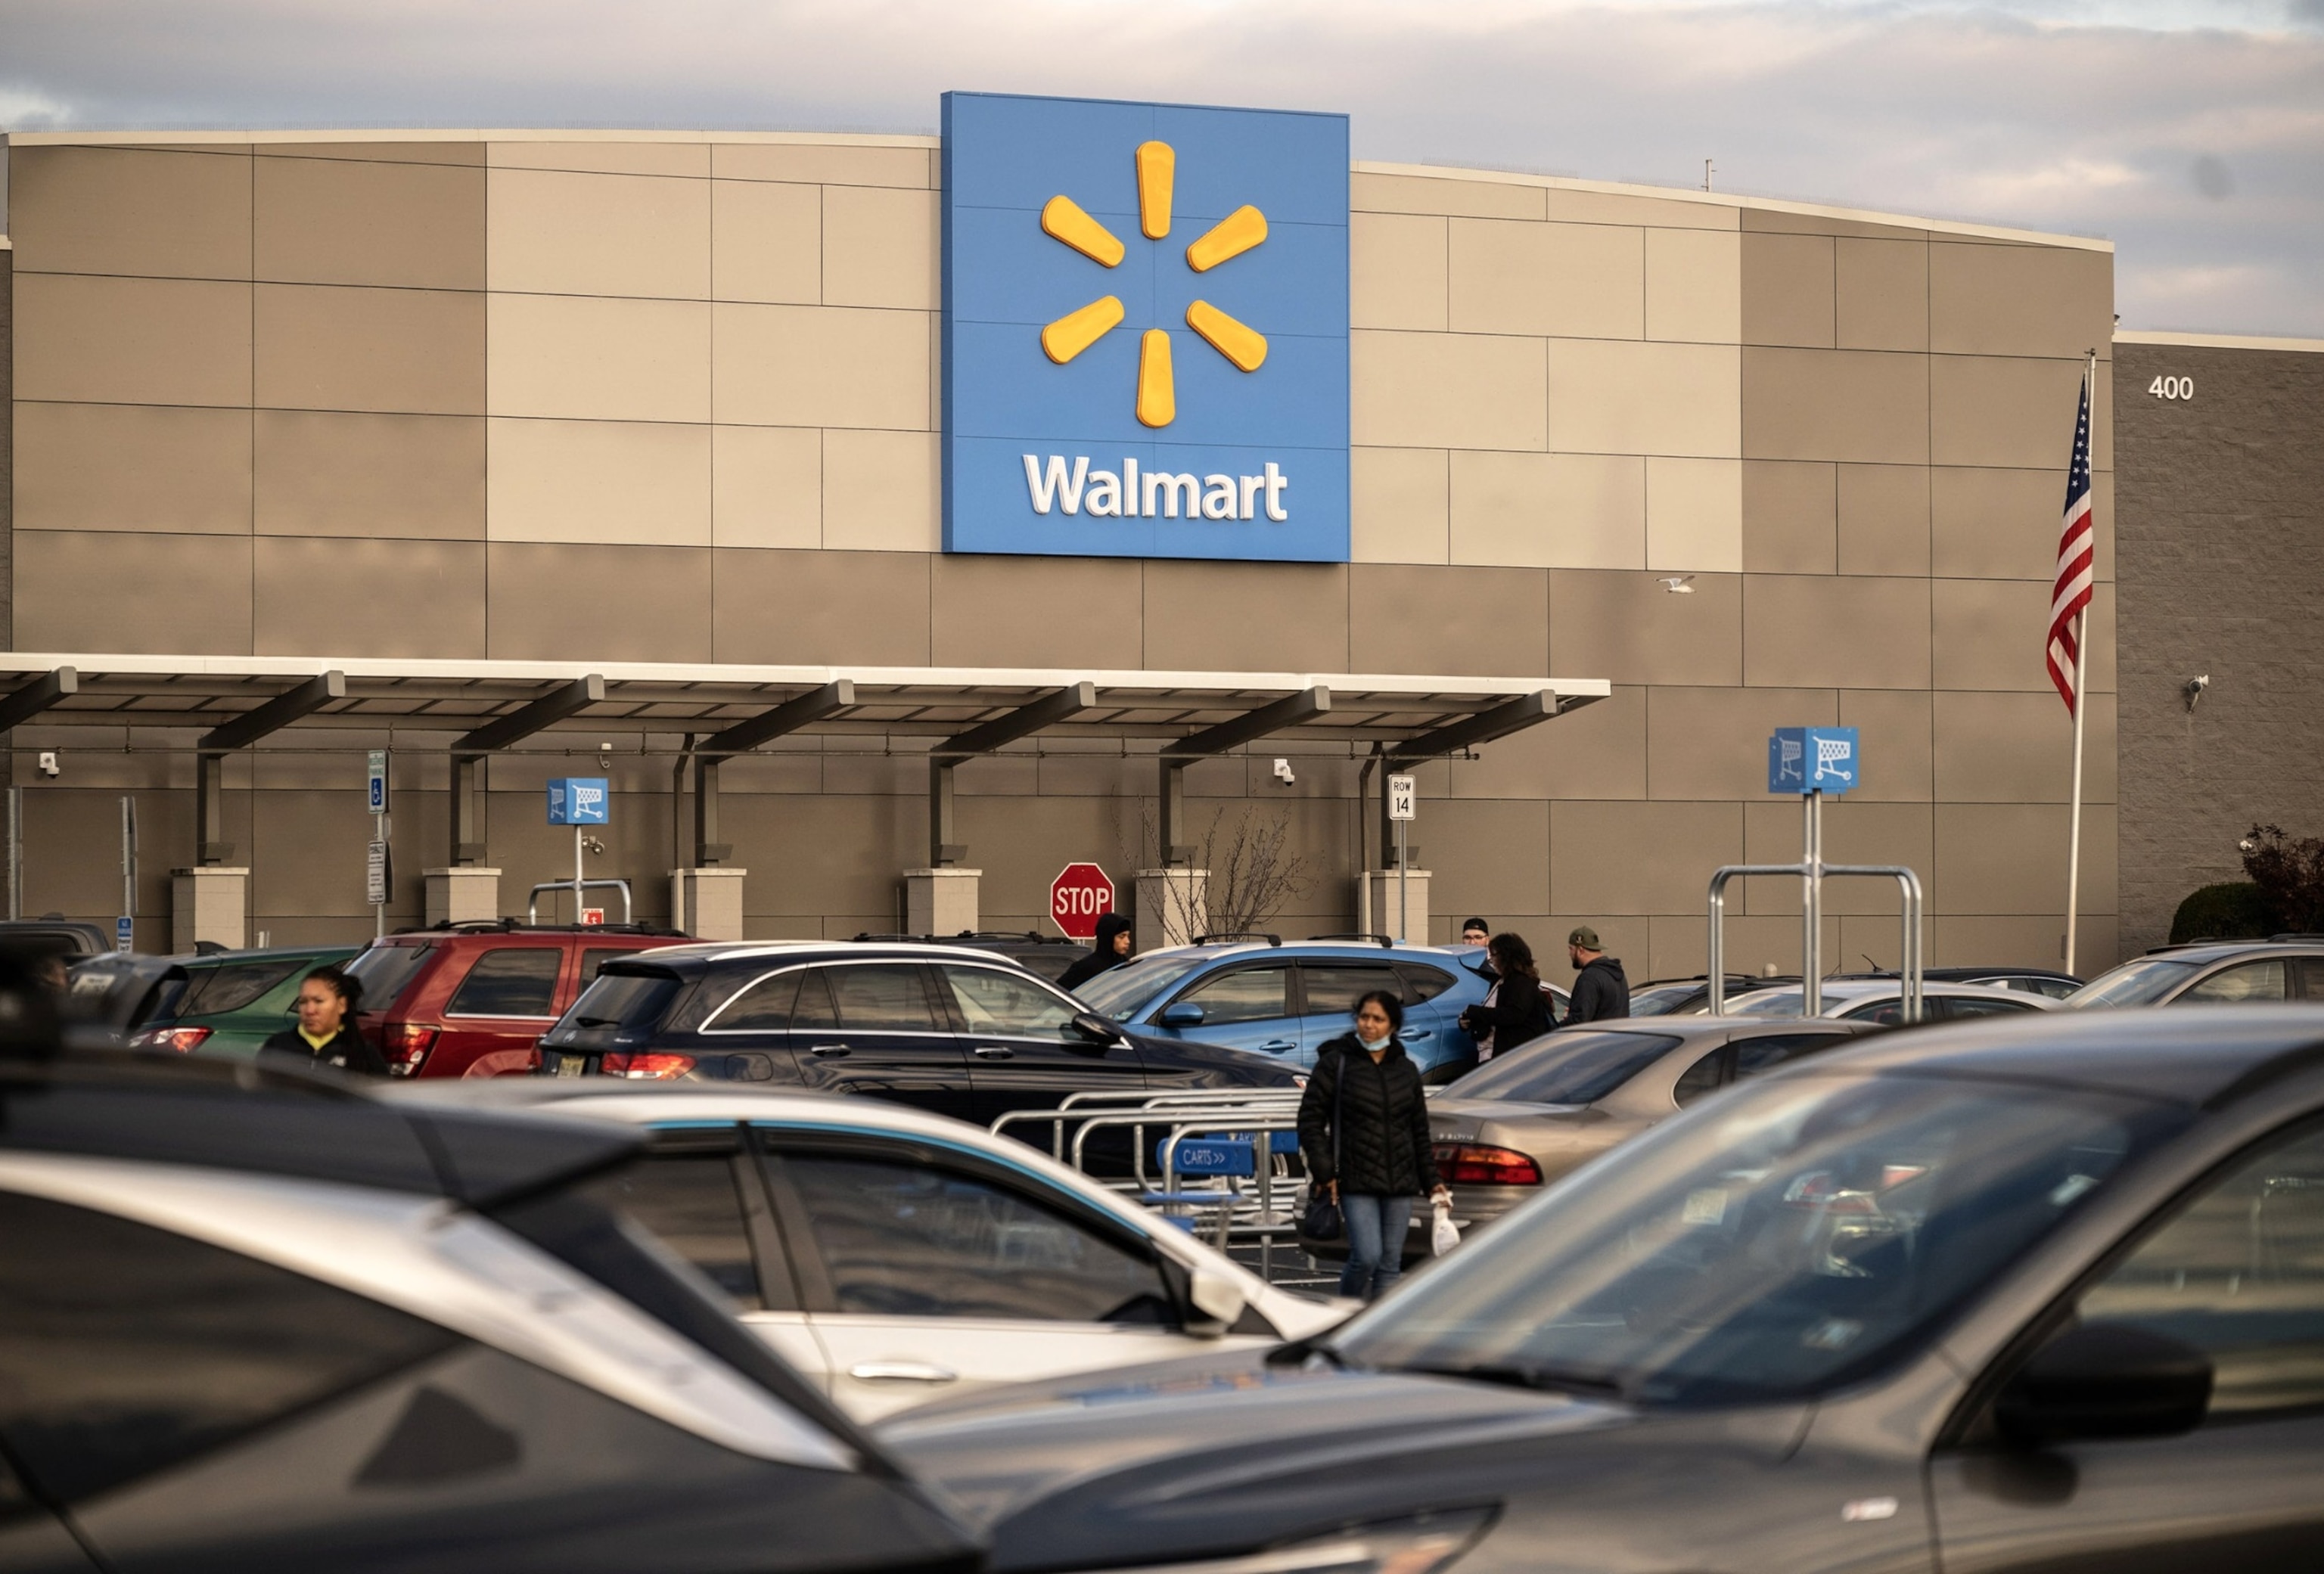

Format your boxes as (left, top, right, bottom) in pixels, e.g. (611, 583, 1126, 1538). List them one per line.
(1338, 1193, 1413, 1299)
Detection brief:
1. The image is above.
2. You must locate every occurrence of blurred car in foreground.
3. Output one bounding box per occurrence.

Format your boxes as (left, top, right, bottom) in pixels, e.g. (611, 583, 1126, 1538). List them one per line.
(1722, 976, 2059, 1023)
(348, 920, 690, 1078)
(1423, 1017, 1885, 1243)
(2068, 938, 2324, 1009)
(881, 1006, 2324, 1574)
(1073, 938, 1549, 1079)
(121, 941, 360, 1057)
(390, 1081, 1345, 1420)
(0, 1048, 977, 1573)
(535, 942, 1298, 1125)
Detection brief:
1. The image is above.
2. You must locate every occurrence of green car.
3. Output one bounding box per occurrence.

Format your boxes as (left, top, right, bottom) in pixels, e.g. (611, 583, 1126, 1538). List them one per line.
(130, 944, 363, 1060)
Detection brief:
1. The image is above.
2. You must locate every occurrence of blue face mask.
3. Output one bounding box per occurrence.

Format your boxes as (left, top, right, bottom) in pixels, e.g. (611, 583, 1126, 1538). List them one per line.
(1356, 1028, 1390, 1051)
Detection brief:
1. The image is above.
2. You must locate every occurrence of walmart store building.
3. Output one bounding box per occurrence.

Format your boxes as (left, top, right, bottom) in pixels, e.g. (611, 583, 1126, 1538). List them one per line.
(5, 89, 2295, 983)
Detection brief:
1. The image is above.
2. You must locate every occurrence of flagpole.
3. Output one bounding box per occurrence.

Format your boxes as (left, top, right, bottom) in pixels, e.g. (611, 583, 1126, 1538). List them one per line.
(2063, 348, 2097, 975)
(2065, 606, 2087, 975)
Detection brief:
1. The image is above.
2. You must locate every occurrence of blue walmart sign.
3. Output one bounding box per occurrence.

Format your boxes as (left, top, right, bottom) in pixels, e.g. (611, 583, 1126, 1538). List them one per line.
(942, 92, 1350, 562)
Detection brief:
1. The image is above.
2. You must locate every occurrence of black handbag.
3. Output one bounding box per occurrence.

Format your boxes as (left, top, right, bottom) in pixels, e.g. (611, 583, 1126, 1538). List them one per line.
(1300, 1054, 1345, 1243)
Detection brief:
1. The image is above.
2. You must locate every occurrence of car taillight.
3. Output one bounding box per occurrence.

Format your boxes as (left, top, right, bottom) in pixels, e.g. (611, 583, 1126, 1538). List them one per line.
(133, 1025, 212, 1054)
(599, 1051, 695, 1080)
(384, 1023, 439, 1078)
(1434, 1144, 1543, 1186)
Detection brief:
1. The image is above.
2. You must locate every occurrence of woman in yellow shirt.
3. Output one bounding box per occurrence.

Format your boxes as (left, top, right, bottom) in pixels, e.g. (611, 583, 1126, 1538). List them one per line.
(258, 964, 388, 1077)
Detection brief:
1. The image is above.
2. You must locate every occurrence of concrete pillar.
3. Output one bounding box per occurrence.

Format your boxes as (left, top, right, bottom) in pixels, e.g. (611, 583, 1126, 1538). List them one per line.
(424, 866, 502, 927)
(171, 866, 248, 952)
(1136, 868, 1210, 951)
(672, 867, 747, 941)
(904, 868, 981, 934)
(1366, 868, 1432, 945)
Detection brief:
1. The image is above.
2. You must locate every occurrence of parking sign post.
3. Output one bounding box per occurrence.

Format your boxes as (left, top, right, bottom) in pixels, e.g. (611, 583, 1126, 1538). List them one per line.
(366, 750, 390, 936)
(1387, 774, 1415, 942)
(1711, 729, 1921, 1023)
(541, 778, 618, 926)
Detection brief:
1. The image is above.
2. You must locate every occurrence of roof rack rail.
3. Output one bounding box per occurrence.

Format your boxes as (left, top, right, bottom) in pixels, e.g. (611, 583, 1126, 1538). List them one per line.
(412, 917, 689, 937)
(2271, 933, 2324, 943)
(1195, 932, 1282, 947)
(1308, 933, 1395, 947)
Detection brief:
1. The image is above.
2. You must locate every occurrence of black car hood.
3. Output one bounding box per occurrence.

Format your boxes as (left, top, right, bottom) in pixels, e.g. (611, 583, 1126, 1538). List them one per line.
(1124, 1029, 1305, 1088)
(878, 1348, 1788, 1572)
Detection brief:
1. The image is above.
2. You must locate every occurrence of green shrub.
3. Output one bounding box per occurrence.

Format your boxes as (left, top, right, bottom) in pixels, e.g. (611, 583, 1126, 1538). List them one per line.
(2170, 881, 2276, 944)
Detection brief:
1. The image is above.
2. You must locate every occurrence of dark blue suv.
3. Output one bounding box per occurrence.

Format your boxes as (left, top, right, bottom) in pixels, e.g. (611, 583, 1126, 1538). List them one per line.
(1070, 938, 1562, 1077)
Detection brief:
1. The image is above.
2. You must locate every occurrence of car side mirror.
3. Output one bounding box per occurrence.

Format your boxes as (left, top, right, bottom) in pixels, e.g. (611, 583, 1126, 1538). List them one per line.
(1070, 1011, 1120, 1045)
(1995, 1323, 2212, 1447)
(1184, 1265, 1247, 1339)
(1159, 1001, 1205, 1028)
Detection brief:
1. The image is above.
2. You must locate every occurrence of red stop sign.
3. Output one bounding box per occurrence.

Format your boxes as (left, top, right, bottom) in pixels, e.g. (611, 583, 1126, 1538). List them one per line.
(1049, 863, 1116, 940)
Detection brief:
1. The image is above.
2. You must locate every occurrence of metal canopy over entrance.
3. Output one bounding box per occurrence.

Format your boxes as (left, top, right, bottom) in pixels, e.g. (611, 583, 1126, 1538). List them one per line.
(0, 655, 1611, 868)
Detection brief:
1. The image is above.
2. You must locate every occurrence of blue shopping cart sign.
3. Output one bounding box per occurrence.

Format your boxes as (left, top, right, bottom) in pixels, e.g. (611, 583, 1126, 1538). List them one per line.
(1157, 1136, 1257, 1178)
(546, 778, 611, 825)
(1767, 727, 1859, 796)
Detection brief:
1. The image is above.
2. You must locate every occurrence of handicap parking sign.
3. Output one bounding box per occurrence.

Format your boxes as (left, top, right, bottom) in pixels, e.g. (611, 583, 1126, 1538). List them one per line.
(1768, 728, 1858, 796)
(546, 778, 611, 825)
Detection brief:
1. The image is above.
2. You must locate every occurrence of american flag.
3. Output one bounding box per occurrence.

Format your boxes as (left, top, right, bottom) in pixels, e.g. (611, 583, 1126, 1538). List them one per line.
(2047, 368, 2096, 714)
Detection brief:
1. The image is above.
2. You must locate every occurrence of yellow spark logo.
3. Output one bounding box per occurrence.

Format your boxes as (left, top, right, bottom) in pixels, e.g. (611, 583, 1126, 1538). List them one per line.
(1036, 139, 1269, 428)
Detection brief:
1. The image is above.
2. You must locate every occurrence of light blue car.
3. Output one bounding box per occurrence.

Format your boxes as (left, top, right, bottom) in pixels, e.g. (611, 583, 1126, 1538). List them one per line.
(1071, 937, 1564, 1078)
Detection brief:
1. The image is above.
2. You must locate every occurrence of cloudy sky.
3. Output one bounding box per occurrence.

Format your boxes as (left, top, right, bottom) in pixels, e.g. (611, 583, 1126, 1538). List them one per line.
(3, 0, 2317, 335)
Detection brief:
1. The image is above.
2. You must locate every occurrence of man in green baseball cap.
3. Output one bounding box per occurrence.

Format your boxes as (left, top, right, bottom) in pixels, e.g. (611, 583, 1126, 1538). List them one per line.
(1563, 925, 1630, 1025)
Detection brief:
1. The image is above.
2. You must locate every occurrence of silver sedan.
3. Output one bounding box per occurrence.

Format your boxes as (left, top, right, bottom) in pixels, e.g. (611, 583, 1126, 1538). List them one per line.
(390, 1082, 1347, 1420)
(1427, 1017, 1887, 1244)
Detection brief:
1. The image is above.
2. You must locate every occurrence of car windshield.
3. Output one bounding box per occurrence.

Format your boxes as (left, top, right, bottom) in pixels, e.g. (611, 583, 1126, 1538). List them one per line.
(546, 969, 683, 1049)
(2066, 957, 2201, 1008)
(343, 943, 433, 1013)
(1627, 983, 1704, 1017)
(1073, 952, 1210, 1017)
(1445, 1032, 1683, 1107)
(1332, 1072, 2185, 1405)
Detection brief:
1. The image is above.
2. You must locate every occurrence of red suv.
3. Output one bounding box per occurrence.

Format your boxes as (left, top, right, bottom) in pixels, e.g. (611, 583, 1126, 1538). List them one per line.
(346, 921, 691, 1078)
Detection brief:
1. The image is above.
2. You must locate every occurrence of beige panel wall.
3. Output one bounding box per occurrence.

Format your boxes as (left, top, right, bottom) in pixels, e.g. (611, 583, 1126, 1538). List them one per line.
(6, 136, 2116, 969)
(480, 139, 937, 565)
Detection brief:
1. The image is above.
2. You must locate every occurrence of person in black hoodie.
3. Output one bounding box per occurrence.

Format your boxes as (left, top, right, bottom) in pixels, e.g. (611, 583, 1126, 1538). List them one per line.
(1057, 911, 1133, 993)
(258, 964, 389, 1077)
(1562, 926, 1630, 1025)
(1298, 990, 1448, 1299)
(1456, 932, 1555, 1065)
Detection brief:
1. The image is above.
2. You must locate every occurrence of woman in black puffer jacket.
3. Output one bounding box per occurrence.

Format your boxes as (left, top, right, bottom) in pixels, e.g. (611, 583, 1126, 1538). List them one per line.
(1297, 990, 1449, 1299)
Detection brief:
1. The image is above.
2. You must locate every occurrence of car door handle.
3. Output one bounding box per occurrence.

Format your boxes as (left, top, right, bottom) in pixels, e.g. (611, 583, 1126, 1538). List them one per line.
(848, 1361, 958, 1384)
(972, 1045, 1014, 1060)
(807, 1044, 850, 1057)
(1406, 1029, 1433, 1039)
(1259, 1039, 1295, 1051)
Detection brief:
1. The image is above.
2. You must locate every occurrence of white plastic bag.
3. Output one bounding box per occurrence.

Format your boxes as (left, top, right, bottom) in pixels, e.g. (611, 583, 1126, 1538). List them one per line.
(1431, 1199, 1462, 1256)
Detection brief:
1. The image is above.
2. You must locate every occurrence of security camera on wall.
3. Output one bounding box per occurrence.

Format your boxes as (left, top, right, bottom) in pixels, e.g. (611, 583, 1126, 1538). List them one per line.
(36, 753, 60, 779)
(1272, 758, 1296, 786)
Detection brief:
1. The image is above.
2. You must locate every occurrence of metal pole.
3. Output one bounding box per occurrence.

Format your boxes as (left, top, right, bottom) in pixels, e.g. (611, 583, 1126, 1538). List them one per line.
(574, 822, 586, 923)
(6, 786, 19, 922)
(120, 795, 138, 952)
(2064, 607, 2088, 975)
(375, 809, 388, 939)
(1397, 819, 1409, 943)
(1801, 790, 1822, 1017)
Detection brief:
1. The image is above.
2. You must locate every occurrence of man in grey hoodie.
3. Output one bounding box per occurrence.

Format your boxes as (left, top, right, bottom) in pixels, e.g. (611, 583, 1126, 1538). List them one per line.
(1562, 926, 1630, 1025)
